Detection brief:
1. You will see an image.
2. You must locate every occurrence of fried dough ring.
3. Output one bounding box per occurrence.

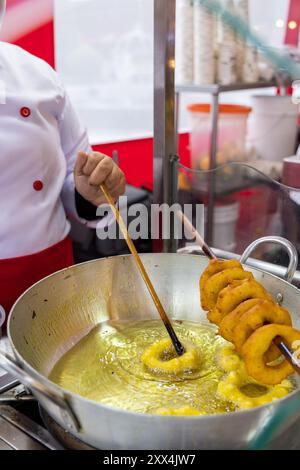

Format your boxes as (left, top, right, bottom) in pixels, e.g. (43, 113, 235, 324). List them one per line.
(233, 300, 292, 358)
(242, 324, 300, 385)
(208, 279, 272, 325)
(200, 259, 242, 310)
(141, 339, 201, 376)
(202, 268, 253, 311)
(218, 299, 262, 342)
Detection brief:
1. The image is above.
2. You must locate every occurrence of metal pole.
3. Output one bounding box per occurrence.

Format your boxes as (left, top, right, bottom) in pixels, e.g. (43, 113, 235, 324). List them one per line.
(153, 0, 177, 252)
(175, 91, 180, 154)
(206, 91, 219, 245)
(170, 155, 179, 205)
(169, 154, 180, 253)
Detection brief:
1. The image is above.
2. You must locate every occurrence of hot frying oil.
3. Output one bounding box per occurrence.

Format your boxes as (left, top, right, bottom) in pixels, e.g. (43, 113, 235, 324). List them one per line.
(49, 320, 235, 414)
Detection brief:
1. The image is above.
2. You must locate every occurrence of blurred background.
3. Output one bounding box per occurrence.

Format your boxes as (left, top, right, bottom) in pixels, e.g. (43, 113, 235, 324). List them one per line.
(0, 0, 297, 190)
(2, 0, 300, 266)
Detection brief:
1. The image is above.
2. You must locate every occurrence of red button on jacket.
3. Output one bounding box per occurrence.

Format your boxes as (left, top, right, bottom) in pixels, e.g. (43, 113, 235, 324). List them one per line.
(33, 180, 43, 191)
(20, 107, 31, 118)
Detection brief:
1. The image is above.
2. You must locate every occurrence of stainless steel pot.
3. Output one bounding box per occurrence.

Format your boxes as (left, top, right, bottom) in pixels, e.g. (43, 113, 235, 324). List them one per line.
(1, 237, 300, 450)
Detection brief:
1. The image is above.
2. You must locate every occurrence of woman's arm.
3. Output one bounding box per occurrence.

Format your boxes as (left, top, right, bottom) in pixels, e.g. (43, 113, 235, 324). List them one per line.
(57, 87, 125, 225)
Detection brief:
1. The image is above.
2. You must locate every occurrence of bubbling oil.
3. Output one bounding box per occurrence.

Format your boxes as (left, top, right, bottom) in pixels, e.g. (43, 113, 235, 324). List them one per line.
(49, 320, 236, 414)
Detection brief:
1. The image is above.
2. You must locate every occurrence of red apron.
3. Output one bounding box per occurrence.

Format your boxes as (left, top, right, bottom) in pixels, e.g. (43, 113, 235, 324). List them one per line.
(0, 236, 74, 321)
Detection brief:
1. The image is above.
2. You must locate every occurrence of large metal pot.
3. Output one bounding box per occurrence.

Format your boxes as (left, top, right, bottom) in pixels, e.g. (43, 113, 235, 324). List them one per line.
(1, 238, 300, 449)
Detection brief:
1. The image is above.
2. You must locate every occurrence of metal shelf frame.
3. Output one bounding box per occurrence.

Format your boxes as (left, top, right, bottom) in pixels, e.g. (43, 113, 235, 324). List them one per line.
(153, 0, 177, 253)
(153, 1, 278, 252)
(175, 80, 278, 247)
(176, 80, 277, 94)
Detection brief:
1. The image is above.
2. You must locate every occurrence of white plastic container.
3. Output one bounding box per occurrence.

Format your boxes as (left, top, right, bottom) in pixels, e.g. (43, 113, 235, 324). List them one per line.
(188, 103, 251, 170)
(247, 96, 299, 162)
(206, 201, 240, 252)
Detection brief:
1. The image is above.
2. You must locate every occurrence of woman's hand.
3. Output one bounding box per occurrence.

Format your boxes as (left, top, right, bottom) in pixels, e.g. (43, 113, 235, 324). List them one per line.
(74, 151, 126, 206)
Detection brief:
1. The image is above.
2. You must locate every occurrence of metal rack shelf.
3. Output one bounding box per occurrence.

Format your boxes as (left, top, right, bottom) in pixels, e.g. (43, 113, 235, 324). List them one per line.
(176, 80, 277, 95)
(175, 79, 278, 246)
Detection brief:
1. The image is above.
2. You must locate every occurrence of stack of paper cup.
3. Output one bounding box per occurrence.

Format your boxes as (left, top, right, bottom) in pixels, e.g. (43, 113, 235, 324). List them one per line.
(176, 0, 194, 85)
(257, 49, 275, 81)
(217, 0, 237, 85)
(243, 46, 259, 82)
(236, 40, 245, 82)
(236, 0, 259, 83)
(237, 0, 249, 21)
(218, 43, 237, 85)
(194, 0, 216, 85)
(219, 0, 236, 45)
(236, 0, 249, 81)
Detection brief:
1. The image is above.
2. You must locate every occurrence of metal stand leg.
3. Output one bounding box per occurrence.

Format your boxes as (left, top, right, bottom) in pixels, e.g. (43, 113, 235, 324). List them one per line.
(169, 155, 180, 253)
(206, 92, 219, 246)
(153, 0, 176, 253)
(175, 91, 180, 154)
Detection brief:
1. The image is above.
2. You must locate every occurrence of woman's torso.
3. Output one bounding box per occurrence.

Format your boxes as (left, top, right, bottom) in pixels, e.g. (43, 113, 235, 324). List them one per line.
(0, 42, 70, 259)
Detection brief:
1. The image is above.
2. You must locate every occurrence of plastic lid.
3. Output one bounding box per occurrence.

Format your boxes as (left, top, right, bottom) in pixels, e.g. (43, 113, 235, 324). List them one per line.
(283, 155, 300, 163)
(187, 103, 252, 114)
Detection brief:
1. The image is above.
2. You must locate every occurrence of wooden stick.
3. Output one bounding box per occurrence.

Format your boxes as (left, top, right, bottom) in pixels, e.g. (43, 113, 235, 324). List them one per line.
(177, 210, 216, 260)
(100, 184, 185, 356)
(178, 210, 300, 376)
(274, 337, 300, 375)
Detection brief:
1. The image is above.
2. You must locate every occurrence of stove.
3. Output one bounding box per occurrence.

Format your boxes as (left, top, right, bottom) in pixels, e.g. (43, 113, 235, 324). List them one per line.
(0, 336, 56, 450)
(0, 335, 95, 451)
(0, 372, 96, 450)
(0, 372, 63, 450)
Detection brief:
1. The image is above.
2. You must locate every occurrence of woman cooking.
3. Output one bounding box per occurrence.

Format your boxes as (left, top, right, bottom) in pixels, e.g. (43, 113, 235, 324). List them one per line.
(0, 0, 126, 323)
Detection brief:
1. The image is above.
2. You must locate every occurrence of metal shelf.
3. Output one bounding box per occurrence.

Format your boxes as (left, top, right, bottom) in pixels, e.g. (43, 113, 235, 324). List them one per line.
(176, 80, 277, 95)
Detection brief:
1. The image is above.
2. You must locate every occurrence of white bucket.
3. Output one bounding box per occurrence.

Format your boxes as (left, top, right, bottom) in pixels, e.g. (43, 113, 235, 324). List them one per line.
(206, 201, 240, 252)
(247, 96, 299, 162)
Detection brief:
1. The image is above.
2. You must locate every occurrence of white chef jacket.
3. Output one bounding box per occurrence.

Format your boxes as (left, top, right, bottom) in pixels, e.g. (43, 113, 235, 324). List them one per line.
(0, 41, 95, 259)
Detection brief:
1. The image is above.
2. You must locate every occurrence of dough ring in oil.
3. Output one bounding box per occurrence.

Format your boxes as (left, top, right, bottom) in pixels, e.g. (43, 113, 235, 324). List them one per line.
(217, 370, 293, 409)
(217, 347, 293, 409)
(154, 406, 205, 416)
(141, 339, 201, 376)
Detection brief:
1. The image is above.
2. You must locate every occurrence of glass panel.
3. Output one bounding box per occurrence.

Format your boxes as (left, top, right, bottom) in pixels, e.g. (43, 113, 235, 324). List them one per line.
(177, 161, 300, 272)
